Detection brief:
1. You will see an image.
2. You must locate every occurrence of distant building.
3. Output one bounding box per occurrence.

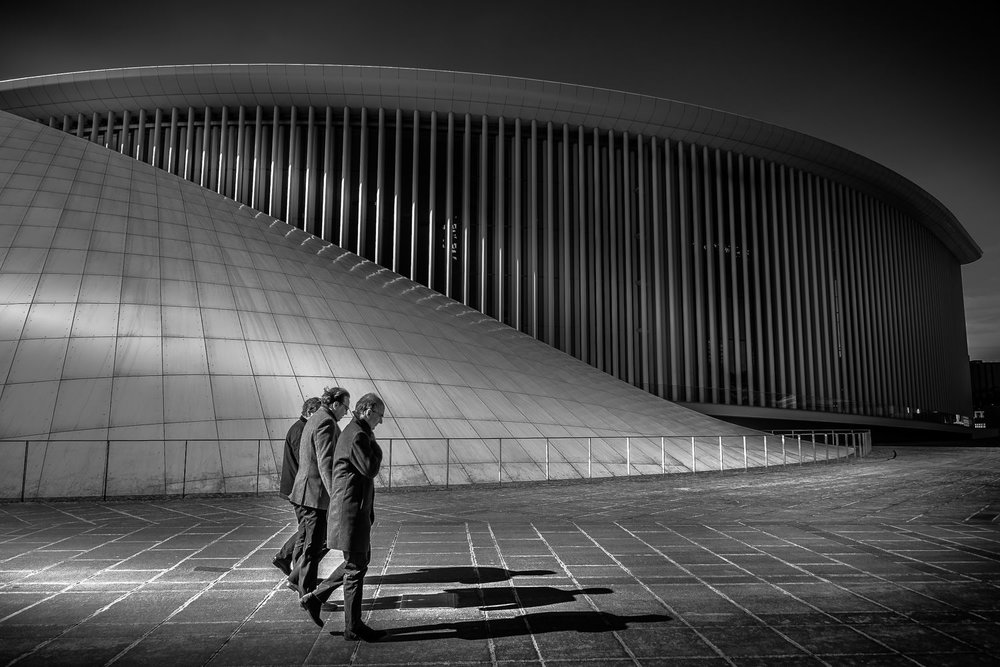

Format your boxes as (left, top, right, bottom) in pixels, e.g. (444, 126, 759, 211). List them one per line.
(971, 361, 1000, 430)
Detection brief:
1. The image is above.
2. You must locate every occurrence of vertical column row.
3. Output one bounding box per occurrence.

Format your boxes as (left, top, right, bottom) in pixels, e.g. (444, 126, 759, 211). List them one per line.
(50, 107, 966, 419)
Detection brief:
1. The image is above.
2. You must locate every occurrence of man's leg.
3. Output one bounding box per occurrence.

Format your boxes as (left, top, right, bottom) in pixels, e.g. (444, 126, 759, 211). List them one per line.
(342, 550, 371, 635)
(284, 504, 310, 586)
(272, 532, 296, 575)
(292, 506, 326, 595)
(309, 558, 347, 604)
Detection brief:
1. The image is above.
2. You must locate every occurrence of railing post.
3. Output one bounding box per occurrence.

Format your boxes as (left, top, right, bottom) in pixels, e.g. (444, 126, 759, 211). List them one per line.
(182, 440, 188, 498)
(103, 439, 110, 501)
(691, 436, 696, 473)
(498, 438, 502, 485)
(588, 437, 592, 479)
(742, 436, 748, 470)
(445, 438, 450, 488)
(763, 435, 768, 467)
(718, 435, 724, 471)
(545, 438, 549, 480)
(626, 437, 631, 476)
(255, 439, 261, 495)
(811, 432, 816, 462)
(388, 439, 392, 490)
(798, 436, 802, 465)
(825, 432, 829, 462)
(661, 436, 665, 474)
(781, 434, 786, 466)
(21, 440, 28, 502)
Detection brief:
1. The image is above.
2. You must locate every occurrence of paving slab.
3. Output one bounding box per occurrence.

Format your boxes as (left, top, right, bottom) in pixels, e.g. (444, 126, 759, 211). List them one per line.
(0, 445, 998, 666)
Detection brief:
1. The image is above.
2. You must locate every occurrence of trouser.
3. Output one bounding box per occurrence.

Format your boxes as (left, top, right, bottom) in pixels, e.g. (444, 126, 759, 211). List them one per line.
(312, 550, 370, 633)
(289, 504, 327, 595)
(274, 530, 297, 564)
(278, 501, 329, 569)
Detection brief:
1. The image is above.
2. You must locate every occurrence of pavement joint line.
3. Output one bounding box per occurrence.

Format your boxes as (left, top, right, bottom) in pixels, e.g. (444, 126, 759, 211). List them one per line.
(0, 523, 151, 596)
(2, 522, 198, 665)
(486, 521, 546, 666)
(37, 502, 98, 525)
(744, 523, 995, 653)
(642, 522, 843, 663)
(101, 523, 264, 666)
(141, 501, 229, 523)
(797, 523, 1000, 587)
(465, 522, 499, 667)
(202, 559, 303, 665)
(532, 523, 643, 667)
(890, 527, 1000, 565)
(585, 522, 741, 664)
(88, 503, 157, 524)
(694, 522, 918, 662)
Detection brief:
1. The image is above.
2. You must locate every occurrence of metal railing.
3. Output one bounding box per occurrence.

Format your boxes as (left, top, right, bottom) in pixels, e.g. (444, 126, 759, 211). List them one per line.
(0, 430, 871, 501)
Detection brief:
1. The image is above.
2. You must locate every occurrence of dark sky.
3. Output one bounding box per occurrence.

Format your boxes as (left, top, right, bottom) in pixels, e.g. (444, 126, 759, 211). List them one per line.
(3, 0, 997, 360)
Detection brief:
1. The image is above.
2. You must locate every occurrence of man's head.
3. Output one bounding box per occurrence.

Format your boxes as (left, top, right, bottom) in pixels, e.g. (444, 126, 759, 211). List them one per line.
(301, 397, 321, 419)
(320, 386, 351, 421)
(354, 393, 385, 429)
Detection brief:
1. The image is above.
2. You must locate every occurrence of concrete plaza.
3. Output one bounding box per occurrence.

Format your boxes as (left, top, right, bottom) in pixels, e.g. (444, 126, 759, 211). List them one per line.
(1, 446, 998, 666)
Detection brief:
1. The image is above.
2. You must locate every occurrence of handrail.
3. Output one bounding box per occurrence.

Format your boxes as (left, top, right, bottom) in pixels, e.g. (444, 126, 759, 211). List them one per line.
(0, 429, 871, 501)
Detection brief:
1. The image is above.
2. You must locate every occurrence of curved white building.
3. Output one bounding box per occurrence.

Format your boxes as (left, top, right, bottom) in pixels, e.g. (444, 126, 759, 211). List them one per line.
(0, 64, 976, 496)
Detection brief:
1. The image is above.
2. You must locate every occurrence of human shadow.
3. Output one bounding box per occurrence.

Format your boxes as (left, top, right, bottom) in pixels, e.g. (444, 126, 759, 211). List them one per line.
(379, 611, 672, 642)
(356, 586, 613, 611)
(368, 566, 555, 586)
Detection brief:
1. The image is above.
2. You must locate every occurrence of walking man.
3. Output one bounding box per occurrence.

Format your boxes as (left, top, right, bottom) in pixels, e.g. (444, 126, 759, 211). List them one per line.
(287, 386, 351, 597)
(272, 396, 321, 577)
(300, 392, 386, 642)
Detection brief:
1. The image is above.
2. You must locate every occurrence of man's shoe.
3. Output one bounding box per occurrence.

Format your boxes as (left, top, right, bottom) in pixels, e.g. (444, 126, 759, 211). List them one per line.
(272, 556, 291, 576)
(343, 624, 386, 642)
(299, 593, 323, 627)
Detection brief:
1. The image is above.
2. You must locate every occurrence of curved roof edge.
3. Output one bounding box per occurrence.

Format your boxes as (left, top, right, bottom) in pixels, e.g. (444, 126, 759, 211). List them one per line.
(0, 64, 981, 263)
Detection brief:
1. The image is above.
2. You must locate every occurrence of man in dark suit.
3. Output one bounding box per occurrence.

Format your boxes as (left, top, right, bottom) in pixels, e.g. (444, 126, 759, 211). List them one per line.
(299, 392, 386, 642)
(287, 386, 351, 598)
(271, 396, 321, 577)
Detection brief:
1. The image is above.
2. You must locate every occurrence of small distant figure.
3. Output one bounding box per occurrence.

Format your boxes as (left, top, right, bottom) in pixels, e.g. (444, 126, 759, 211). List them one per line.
(271, 396, 321, 577)
(287, 387, 352, 598)
(299, 392, 387, 642)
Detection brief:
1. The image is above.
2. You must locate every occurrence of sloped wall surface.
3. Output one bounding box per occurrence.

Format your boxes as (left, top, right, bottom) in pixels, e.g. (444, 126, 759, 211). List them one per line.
(0, 111, 808, 498)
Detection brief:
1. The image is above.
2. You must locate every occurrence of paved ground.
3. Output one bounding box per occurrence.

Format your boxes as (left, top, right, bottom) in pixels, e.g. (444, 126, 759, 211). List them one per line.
(1, 446, 998, 666)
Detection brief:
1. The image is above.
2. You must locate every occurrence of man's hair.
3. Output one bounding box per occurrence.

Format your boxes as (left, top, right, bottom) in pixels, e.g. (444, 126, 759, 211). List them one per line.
(301, 397, 321, 417)
(353, 392, 384, 417)
(319, 386, 350, 408)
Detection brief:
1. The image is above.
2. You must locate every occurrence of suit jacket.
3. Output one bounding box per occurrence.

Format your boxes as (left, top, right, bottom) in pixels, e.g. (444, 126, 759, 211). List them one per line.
(278, 416, 307, 500)
(327, 416, 383, 552)
(288, 406, 342, 510)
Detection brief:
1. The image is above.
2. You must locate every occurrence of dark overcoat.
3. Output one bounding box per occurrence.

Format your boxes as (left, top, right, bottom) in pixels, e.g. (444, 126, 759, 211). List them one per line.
(326, 416, 383, 552)
(288, 406, 341, 510)
(278, 416, 307, 499)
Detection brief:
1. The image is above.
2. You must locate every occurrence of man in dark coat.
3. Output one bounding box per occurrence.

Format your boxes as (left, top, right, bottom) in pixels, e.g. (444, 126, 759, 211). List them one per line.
(287, 386, 351, 597)
(299, 392, 385, 642)
(271, 396, 321, 576)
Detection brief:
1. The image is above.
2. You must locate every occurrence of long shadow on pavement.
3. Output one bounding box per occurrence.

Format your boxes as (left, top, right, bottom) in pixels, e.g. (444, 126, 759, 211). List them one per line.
(380, 611, 672, 641)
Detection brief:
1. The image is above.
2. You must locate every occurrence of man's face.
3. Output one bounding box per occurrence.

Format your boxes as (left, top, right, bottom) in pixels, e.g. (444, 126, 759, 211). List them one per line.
(334, 397, 350, 420)
(365, 405, 384, 429)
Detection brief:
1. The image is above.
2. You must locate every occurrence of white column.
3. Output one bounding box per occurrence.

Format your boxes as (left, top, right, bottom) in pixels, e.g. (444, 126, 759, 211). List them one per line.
(339, 107, 351, 248)
(251, 106, 263, 207)
(321, 106, 335, 242)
